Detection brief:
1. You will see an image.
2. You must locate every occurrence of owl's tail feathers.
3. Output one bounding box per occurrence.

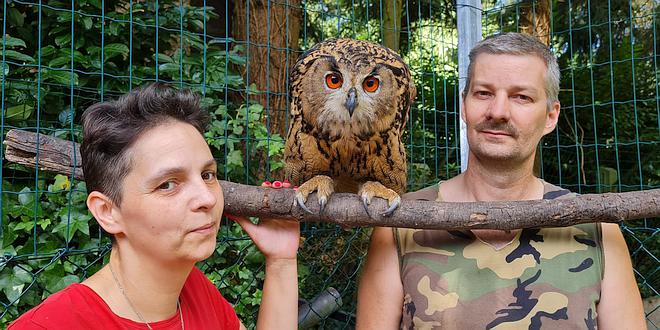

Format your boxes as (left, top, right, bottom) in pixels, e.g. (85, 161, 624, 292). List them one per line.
(359, 181, 402, 217)
(294, 175, 335, 215)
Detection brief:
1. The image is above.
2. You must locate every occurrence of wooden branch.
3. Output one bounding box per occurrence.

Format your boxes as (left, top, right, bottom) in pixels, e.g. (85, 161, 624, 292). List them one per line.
(4, 130, 83, 179)
(4, 129, 660, 229)
(222, 181, 660, 229)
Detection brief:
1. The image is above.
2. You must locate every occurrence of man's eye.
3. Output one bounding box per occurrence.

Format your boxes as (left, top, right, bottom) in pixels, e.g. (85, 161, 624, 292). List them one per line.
(514, 94, 533, 102)
(158, 181, 177, 191)
(475, 91, 491, 98)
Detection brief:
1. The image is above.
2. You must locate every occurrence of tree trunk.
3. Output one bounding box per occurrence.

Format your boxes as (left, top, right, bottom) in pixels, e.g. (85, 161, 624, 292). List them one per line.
(383, 0, 403, 51)
(5, 129, 659, 230)
(520, 0, 551, 46)
(519, 0, 551, 176)
(231, 0, 302, 137)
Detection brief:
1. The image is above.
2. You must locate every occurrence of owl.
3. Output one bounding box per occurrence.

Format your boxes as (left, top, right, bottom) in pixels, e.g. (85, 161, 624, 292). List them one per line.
(284, 38, 416, 216)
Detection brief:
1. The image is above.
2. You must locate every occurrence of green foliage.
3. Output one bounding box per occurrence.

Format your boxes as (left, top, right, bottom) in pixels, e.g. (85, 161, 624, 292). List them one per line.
(205, 100, 286, 184)
(0, 174, 105, 324)
(1, 0, 658, 328)
(0, 0, 282, 327)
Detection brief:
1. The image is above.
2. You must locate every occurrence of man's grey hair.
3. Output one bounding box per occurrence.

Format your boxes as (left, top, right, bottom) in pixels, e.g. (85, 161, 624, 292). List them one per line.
(463, 32, 560, 111)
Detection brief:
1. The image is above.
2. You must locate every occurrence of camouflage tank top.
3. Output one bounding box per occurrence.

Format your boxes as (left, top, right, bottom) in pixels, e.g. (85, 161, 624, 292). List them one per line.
(395, 181, 603, 330)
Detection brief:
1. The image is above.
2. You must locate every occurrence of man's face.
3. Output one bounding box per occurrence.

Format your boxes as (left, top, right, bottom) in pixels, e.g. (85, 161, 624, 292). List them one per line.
(463, 53, 559, 165)
(113, 120, 223, 265)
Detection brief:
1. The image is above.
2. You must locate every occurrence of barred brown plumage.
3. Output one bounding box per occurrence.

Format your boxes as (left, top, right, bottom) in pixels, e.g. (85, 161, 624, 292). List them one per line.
(284, 38, 416, 216)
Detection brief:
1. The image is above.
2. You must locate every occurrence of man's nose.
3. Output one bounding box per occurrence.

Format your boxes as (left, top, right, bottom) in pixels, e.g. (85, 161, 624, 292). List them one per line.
(486, 93, 511, 121)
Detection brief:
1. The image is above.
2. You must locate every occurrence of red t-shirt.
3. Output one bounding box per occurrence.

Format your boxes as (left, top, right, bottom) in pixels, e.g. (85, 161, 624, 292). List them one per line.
(8, 267, 240, 329)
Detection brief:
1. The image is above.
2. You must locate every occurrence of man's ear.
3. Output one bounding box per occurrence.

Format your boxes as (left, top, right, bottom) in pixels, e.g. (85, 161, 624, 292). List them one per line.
(87, 191, 122, 235)
(460, 90, 467, 121)
(543, 101, 561, 135)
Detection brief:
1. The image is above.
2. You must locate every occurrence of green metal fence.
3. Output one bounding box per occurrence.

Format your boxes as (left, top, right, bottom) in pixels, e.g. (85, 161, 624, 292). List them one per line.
(0, 0, 657, 328)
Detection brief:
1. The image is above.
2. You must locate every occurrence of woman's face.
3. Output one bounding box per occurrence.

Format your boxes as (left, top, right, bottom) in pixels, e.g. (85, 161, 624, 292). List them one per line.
(112, 120, 223, 265)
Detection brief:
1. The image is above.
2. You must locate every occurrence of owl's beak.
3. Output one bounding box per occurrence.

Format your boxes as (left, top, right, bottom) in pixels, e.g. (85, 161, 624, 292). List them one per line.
(344, 87, 358, 116)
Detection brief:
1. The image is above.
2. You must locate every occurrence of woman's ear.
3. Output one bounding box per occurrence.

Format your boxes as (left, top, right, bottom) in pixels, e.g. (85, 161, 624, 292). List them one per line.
(87, 191, 122, 235)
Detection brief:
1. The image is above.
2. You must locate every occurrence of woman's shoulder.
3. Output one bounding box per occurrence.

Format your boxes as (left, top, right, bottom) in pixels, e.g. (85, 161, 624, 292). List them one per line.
(8, 284, 108, 329)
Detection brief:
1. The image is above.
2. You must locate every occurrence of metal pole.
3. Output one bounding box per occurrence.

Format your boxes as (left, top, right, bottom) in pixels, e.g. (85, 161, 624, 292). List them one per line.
(457, 0, 482, 172)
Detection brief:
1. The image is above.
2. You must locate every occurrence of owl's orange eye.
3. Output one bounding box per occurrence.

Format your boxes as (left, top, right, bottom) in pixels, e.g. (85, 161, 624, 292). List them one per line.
(363, 76, 380, 93)
(325, 73, 343, 89)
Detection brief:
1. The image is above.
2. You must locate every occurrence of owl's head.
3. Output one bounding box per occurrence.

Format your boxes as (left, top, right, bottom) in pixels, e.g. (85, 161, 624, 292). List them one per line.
(290, 38, 416, 140)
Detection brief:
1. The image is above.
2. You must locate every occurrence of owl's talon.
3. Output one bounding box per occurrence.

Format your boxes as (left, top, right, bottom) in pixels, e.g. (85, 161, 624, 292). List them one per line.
(318, 196, 328, 214)
(293, 175, 334, 215)
(361, 197, 372, 217)
(381, 196, 401, 217)
(359, 181, 402, 217)
(295, 193, 314, 214)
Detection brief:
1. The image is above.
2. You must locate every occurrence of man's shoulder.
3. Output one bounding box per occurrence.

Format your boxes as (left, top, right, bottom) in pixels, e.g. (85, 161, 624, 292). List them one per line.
(402, 183, 439, 201)
(541, 180, 578, 199)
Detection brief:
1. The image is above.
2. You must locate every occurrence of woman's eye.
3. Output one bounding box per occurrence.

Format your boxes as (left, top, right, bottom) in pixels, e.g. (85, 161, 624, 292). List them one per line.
(158, 181, 177, 191)
(202, 172, 216, 181)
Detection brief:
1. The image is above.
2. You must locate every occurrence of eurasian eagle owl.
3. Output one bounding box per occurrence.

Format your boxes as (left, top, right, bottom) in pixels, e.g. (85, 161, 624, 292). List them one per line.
(285, 38, 416, 216)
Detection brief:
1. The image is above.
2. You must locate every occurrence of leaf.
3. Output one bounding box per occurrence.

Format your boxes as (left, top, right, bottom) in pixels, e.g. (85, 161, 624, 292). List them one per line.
(228, 53, 247, 65)
(40, 45, 57, 57)
(55, 11, 73, 23)
(158, 62, 180, 76)
(58, 110, 73, 126)
(226, 150, 244, 169)
(157, 53, 174, 63)
(53, 210, 91, 242)
(2, 62, 8, 76)
(7, 8, 24, 27)
(0, 266, 32, 303)
(52, 174, 71, 192)
(106, 23, 119, 36)
(3, 35, 27, 48)
(225, 75, 244, 88)
(37, 218, 52, 230)
(41, 70, 79, 86)
(5, 104, 34, 122)
(87, 0, 102, 9)
(4, 50, 35, 63)
(17, 187, 34, 206)
(55, 34, 71, 47)
(49, 56, 71, 67)
(103, 43, 129, 61)
(14, 221, 34, 232)
(232, 123, 244, 135)
(82, 17, 93, 30)
(52, 275, 80, 292)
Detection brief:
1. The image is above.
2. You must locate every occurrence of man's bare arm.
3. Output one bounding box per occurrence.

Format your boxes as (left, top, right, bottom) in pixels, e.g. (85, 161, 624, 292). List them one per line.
(597, 223, 646, 329)
(356, 226, 404, 329)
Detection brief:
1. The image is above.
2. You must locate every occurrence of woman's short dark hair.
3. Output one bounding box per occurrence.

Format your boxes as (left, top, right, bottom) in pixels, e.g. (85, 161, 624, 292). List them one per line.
(81, 83, 210, 206)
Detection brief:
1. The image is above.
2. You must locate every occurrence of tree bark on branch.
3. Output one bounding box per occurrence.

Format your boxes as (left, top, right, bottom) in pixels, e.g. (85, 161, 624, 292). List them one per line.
(4, 129, 659, 229)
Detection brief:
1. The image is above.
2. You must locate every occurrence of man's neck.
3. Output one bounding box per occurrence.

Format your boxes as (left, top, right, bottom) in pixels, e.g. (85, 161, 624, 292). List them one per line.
(461, 155, 543, 202)
(441, 157, 544, 248)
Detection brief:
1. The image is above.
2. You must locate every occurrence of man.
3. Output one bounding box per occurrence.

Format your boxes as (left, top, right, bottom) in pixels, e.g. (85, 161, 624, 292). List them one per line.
(356, 33, 645, 329)
(10, 83, 299, 329)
